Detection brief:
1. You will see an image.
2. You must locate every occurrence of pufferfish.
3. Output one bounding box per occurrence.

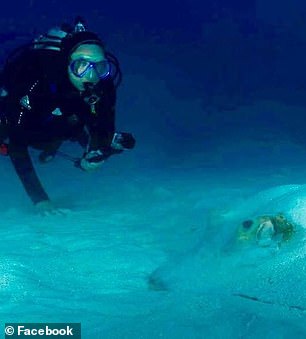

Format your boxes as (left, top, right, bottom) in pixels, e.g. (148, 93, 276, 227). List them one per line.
(237, 213, 294, 247)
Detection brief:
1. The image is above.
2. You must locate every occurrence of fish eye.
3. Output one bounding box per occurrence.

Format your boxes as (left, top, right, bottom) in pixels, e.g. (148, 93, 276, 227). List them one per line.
(242, 220, 253, 229)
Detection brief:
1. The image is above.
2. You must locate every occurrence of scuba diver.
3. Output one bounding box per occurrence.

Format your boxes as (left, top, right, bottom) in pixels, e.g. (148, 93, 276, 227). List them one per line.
(0, 17, 135, 215)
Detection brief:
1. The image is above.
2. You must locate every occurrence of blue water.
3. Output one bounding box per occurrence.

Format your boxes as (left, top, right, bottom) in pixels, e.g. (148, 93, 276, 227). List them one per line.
(1, 1, 306, 338)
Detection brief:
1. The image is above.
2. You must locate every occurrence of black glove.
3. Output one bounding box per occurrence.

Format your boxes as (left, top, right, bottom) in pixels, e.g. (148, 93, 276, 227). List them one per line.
(111, 132, 136, 150)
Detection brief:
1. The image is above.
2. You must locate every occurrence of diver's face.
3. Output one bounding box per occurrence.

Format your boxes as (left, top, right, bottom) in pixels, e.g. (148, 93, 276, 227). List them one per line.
(68, 43, 106, 91)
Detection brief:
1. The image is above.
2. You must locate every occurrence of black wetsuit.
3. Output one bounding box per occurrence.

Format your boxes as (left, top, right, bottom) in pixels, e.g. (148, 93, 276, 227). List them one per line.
(1, 48, 117, 204)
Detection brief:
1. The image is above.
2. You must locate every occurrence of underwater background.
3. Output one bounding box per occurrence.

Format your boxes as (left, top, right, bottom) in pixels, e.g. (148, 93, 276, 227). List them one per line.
(1, 0, 306, 338)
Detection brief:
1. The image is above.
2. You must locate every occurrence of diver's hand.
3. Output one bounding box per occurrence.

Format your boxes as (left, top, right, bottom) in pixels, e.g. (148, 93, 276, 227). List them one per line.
(79, 150, 105, 172)
(35, 200, 69, 216)
(111, 132, 135, 150)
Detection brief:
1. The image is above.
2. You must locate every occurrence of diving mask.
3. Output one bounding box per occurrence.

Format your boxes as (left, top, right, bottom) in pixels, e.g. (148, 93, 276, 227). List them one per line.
(68, 43, 108, 91)
(69, 58, 110, 79)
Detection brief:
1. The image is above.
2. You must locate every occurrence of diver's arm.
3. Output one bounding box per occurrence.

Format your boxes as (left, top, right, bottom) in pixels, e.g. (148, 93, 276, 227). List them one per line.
(89, 104, 115, 153)
(79, 80, 135, 171)
(78, 90, 116, 171)
(89, 79, 116, 152)
(91, 82, 135, 153)
(9, 142, 50, 204)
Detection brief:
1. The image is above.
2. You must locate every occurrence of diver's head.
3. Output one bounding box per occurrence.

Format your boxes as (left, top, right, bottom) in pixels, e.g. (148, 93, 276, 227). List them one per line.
(67, 42, 110, 91)
(32, 17, 112, 92)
